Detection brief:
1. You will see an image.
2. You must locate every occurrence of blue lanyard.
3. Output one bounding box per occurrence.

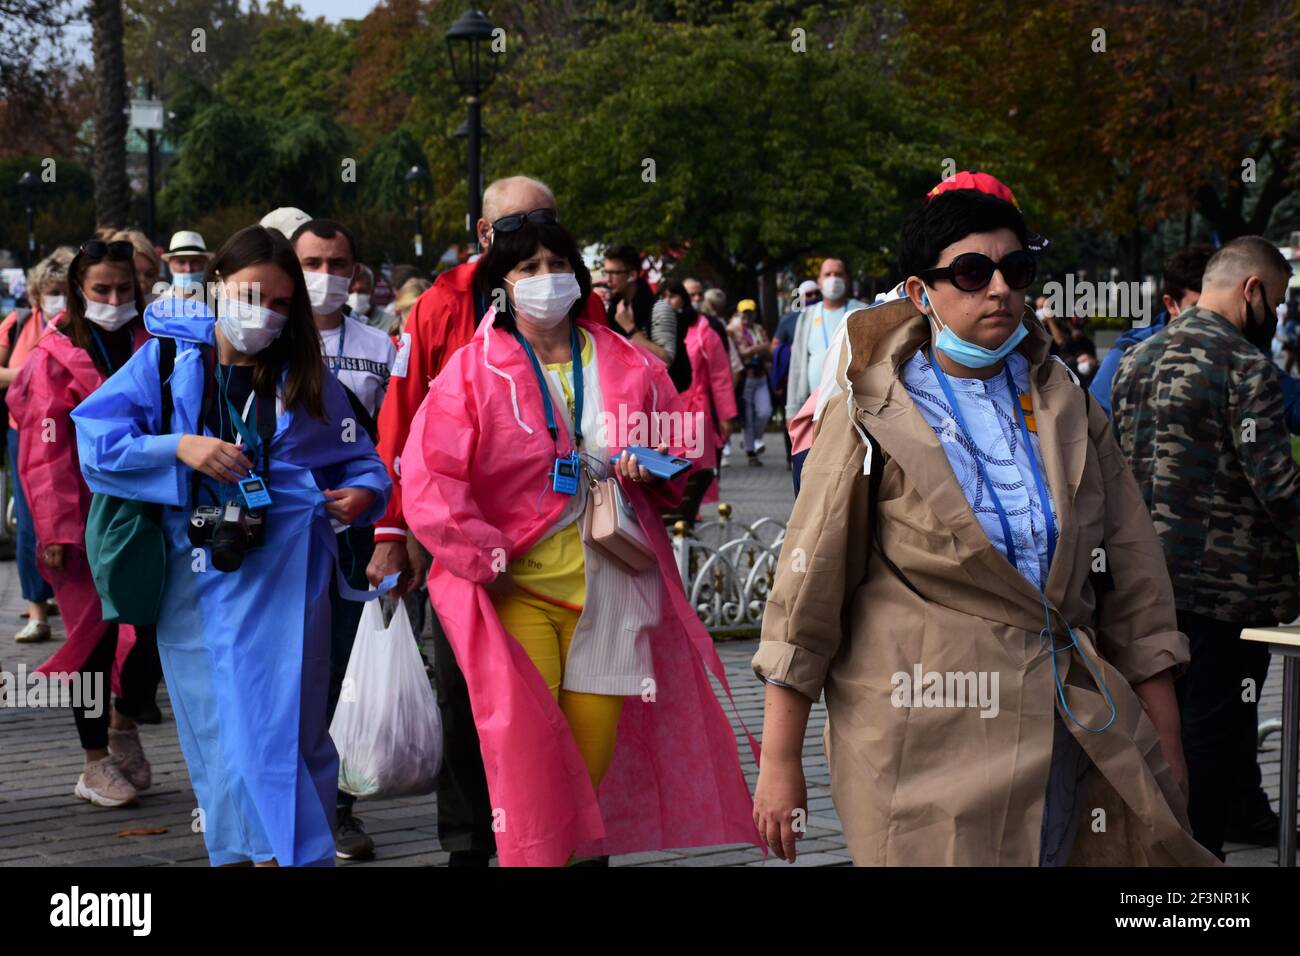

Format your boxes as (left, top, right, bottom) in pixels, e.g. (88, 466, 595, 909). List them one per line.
(327, 318, 346, 380)
(215, 363, 261, 460)
(926, 349, 1057, 574)
(88, 326, 115, 374)
(513, 323, 584, 450)
(928, 350, 1113, 731)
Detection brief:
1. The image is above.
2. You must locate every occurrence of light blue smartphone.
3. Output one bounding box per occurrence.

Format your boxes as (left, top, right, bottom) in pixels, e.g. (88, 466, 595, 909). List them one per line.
(610, 446, 692, 480)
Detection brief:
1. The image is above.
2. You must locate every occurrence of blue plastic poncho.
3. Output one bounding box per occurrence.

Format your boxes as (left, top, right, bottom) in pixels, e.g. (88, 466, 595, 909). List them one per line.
(71, 296, 391, 866)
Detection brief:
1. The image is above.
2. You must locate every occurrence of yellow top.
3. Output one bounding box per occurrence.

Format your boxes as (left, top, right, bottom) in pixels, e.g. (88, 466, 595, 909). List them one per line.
(508, 329, 594, 610)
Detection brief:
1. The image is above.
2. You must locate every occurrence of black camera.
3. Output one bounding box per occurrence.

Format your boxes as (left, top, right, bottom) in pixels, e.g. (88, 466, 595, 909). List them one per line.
(188, 501, 266, 572)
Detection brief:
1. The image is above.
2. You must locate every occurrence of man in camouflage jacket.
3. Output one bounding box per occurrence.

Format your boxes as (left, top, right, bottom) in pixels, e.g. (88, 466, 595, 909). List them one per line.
(1111, 236, 1298, 859)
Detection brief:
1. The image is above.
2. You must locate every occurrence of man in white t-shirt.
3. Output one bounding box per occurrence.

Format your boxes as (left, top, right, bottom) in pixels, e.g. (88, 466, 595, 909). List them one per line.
(784, 257, 866, 420)
(291, 216, 397, 863)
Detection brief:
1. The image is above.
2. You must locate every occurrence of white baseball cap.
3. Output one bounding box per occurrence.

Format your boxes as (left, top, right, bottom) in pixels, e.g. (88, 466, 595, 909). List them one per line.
(162, 230, 210, 261)
(259, 207, 313, 240)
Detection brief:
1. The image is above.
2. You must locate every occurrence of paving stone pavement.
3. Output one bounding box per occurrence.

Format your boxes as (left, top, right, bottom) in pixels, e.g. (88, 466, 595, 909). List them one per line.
(0, 439, 1291, 867)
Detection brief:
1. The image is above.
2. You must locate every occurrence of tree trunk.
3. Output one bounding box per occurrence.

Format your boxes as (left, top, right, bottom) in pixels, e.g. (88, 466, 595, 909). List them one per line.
(90, 0, 130, 229)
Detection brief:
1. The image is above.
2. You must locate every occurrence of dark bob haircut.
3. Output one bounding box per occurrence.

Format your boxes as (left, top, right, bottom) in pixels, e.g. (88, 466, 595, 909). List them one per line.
(898, 190, 1031, 278)
(474, 219, 592, 333)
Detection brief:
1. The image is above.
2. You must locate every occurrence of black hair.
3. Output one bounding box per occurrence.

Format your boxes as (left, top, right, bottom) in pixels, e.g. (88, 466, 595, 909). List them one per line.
(63, 247, 145, 377)
(603, 244, 641, 273)
(475, 219, 592, 334)
(291, 218, 357, 262)
(898, 190, 1031, 278)
(1162, 244, 1215, 303)
(660, 278, 690, 301)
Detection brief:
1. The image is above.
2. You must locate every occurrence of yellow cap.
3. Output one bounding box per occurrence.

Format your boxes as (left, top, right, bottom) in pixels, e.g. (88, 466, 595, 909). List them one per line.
(737, 298, 757, 313)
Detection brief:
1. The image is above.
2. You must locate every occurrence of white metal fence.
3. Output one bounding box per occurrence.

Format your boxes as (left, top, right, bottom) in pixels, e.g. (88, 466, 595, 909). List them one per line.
(668, 503, 785, 634)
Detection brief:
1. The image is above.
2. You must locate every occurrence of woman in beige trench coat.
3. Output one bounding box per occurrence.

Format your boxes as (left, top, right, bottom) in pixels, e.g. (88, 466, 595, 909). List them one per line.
(752, 182, 1218, 866)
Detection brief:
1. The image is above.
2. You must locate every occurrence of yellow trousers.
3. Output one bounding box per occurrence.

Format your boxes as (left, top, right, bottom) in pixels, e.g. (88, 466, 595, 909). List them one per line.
(492, 589, 624, 789)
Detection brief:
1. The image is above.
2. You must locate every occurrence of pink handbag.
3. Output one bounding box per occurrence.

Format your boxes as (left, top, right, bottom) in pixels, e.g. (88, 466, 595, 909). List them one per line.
(582, 475, 655, 573)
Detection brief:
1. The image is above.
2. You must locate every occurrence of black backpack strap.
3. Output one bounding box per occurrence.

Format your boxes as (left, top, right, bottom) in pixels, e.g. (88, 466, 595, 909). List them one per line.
(340, 382, 379, 445)
(179, 342, 215, 510)
(255, 389, 276, 483)
(157, 336, 177, 432)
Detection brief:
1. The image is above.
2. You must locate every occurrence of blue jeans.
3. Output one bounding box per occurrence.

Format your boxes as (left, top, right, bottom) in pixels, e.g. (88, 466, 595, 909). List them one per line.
(7, 427, 53, 604)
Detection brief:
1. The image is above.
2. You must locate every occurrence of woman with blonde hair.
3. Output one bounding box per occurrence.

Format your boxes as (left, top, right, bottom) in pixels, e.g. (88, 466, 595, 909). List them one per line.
(392, 277, 432, 335)
(0, 247, 76, 642)
(111, 230, 165, 304)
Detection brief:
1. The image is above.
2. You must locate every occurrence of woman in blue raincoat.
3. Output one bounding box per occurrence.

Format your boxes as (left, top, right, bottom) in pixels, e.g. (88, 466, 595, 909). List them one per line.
(72, 225, 391, 866)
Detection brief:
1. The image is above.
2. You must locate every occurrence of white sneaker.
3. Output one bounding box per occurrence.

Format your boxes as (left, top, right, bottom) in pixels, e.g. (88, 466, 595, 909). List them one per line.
(15, 620, 51, 643)
(75, 757, 139, 808)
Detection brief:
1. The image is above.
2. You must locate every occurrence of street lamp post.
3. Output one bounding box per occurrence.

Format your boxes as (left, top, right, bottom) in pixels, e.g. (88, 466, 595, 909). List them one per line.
(446, 8, 501, 254)
(453, 119, 491, 218)
(130, 80, 165, 244)
(404, 164, 431, 266)
(17, 171, 36, 269)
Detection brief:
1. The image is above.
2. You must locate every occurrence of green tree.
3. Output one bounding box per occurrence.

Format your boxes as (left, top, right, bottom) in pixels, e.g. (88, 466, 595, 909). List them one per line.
(485, 11, 945, 304)
(360, 128, 430, 212)
(218, 19, 356, 118)
(158, 99, 273, 223)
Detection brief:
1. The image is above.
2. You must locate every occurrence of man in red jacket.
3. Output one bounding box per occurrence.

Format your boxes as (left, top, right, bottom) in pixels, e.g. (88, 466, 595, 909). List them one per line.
(367, 175, 605, 866)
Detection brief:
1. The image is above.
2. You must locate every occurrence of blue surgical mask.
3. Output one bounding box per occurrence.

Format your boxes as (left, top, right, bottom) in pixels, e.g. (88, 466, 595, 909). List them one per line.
(171, 272, 204, 293)
(923, 284, 1027, 369)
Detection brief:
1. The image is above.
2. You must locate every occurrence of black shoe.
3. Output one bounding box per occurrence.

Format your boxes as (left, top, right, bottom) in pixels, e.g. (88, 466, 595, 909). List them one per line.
(1224, 809, 1300, 847)
(448, 849, 492, 868)
(335, 807, 376, 860)
(569, 855, 611, 867)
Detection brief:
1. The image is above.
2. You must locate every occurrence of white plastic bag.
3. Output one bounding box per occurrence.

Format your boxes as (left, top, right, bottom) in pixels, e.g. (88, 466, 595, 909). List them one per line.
(330, 598, 442, 799)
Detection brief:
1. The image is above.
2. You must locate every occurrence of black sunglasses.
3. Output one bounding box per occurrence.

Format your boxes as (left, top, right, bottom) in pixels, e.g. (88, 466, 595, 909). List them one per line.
(491, 208, 558, 233)
(80, 240, 135, 262)
(918, 250, 1036, 293)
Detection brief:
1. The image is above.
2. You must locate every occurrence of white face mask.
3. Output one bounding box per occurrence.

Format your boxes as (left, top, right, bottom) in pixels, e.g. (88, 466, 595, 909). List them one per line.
(82, 297, 137, 331)
(820, 276, 846, 302)
(216, 290, 289, 355)
(41, 294, 66, 315)
(508, 273, 582, 329)
(304, 271, 351, 315)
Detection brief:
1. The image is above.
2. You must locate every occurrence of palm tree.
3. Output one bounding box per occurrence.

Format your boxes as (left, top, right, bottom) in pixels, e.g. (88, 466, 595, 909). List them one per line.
(90, 0, 129, 228)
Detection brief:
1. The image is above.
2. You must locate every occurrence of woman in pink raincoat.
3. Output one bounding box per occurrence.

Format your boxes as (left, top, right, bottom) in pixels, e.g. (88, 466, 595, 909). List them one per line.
(401, 214, 760, 866)
(663, 279, 737, 515)
(8, 238, 163, 810)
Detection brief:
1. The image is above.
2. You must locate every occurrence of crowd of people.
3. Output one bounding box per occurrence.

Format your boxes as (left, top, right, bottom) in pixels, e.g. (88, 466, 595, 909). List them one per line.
(1, 167, 1297, 867)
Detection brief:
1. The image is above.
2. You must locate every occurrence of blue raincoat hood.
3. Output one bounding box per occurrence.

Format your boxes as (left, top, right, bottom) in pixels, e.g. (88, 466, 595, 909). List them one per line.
(144, 292, 216, 345)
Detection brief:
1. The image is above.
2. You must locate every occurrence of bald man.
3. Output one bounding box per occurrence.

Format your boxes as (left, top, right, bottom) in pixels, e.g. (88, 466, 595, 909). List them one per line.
(784, 257, 866, 420)
(366, 175, 605, 866)
(1112, 235, 1300, 860)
